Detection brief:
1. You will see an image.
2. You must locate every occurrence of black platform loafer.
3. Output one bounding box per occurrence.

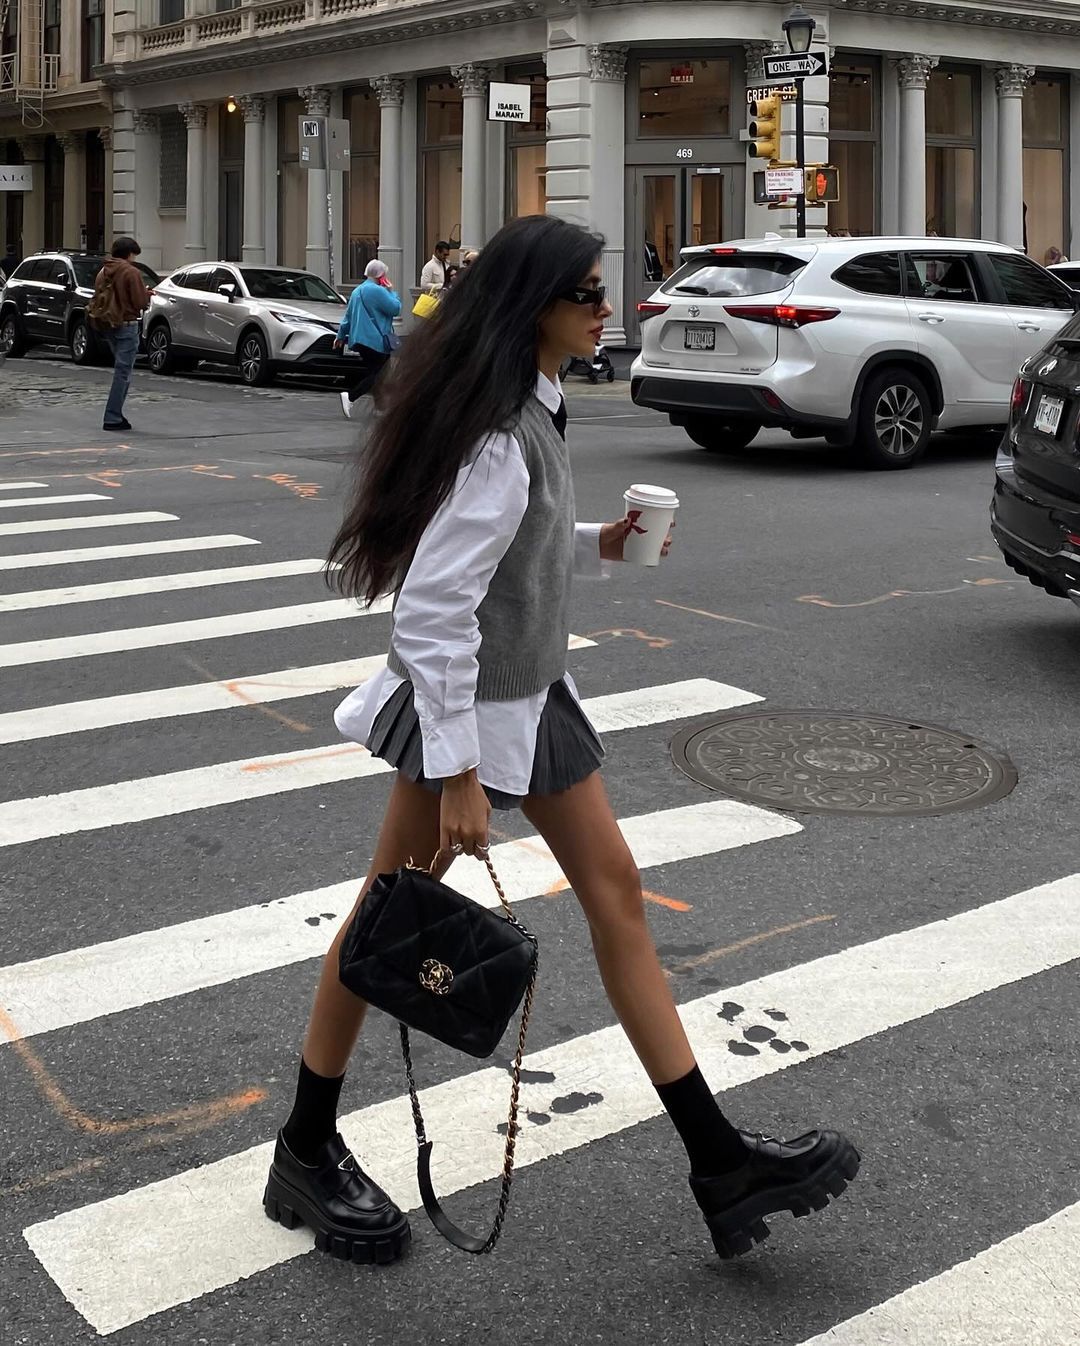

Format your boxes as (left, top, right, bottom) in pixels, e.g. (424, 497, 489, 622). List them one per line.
(263, 1131, 411, 1264)
(689, 1128, 860, 1259)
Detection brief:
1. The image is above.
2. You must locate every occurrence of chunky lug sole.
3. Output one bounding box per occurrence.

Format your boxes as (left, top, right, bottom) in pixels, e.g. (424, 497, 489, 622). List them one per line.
(263, 1167, 411, 1265)
(701, 1138, 861, 1260)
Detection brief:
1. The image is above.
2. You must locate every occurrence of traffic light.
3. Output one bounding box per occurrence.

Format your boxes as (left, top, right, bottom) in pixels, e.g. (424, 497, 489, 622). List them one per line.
(804, 165, 840, 203)
(748, 94, 782, 165)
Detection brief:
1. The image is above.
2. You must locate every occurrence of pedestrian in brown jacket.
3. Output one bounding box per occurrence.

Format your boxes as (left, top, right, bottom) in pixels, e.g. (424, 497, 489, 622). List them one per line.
(91, 237, 151, 431)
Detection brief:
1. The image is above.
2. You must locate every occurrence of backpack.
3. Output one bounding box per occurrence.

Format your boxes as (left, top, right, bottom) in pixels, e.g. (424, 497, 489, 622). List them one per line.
(87, 270, 125, 330)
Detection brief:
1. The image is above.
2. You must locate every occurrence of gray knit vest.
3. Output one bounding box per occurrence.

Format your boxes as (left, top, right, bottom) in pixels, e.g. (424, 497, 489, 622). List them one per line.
(387, 395, 574, 701)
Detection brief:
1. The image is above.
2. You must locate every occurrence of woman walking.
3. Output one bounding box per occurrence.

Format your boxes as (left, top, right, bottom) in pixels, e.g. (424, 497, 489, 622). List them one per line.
(265, 214, 859, 1265)
(335, 259, 401, 420)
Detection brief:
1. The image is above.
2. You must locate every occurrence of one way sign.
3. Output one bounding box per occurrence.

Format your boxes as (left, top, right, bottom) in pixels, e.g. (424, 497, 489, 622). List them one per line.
(763, 49, 829, 80)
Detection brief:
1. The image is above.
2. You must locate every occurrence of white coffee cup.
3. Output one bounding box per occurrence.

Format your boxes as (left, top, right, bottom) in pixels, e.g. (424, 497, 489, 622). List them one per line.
(622, 483, 680, 566)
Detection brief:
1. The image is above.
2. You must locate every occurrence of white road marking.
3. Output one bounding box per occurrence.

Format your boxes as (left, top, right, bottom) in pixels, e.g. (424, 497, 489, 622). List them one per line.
(0, 481, 48, 490)
(0, 558, 332, 612)
(0, 597, 388, 669)
(0, 669, 751, 746)
(0, 797, 798, 1041)
(0, 677, 748, 846)
(22, 872, 1080, 1334)
(795, 1200, 1080, 1345)
(0, 534, 260, 572)
(0, 511, 177, 538)
(0, 493, 111, 510)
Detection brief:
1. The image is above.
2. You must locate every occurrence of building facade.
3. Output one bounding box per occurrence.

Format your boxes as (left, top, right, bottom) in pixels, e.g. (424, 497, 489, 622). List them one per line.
(7, 0, 1080, 346)
(1, 0, 113, 261)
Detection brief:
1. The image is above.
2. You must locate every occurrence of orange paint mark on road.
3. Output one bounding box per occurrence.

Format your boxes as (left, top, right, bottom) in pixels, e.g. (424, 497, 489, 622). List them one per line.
(241, 743, 365, 773)
(0, 1005, 266, 1138)
(585, 627, 673, 649)
(255, 472, 321, 500)
(799, 578, 1015, 609)
(487, 828, 689, 908)
(0, 445, 128, 458)
(176, 654, 313, 733)
(664, 914, 837, 977)
(654, 598, 777, 632)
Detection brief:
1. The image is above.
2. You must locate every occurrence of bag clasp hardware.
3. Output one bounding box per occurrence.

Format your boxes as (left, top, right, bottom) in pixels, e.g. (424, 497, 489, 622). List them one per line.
(419, 959, 454, 995)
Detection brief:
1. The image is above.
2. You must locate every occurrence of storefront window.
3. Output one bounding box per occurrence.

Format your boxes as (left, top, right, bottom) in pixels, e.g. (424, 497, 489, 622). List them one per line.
(637, 58, 731, 138)
(345, 87, 380, 280)
(926, 66, 978, 236)
(829, 60, 878, 235)
(1023, 77, 1068, 264)
(506, 68, 546, 220)
(278, 95, 307, 271)
(420, 77, 462, 261)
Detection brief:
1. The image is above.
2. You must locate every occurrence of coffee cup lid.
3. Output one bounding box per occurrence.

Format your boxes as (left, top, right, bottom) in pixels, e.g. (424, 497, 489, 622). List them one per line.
(624, 482, 680, 509)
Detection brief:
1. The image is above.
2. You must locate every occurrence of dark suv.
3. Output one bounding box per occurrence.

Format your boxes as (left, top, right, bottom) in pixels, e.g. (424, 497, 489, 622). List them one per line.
(0, 251, 161, 365)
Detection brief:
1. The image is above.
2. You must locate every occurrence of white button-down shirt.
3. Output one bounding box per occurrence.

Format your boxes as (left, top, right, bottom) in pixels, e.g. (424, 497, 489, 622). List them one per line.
(335, 372, 605, 797)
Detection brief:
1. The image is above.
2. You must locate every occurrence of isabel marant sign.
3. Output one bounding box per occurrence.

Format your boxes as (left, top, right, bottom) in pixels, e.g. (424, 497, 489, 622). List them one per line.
(0, 166, 33, 191)
(487, 82, 531, 123)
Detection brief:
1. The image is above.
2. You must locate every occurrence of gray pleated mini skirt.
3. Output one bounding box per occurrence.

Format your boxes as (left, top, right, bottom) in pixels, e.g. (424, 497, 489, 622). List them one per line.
(367, 677, 605, 810)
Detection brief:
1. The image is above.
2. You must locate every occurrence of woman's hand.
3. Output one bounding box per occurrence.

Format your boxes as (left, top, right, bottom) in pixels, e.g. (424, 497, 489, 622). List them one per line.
(440, 769, 491, 859)
(599, 516, 676, 561)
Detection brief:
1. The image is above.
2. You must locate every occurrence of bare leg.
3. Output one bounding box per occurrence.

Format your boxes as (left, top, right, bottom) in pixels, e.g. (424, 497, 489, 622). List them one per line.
(522, 771, 696, 1086)
(301, 773, 446, 1077)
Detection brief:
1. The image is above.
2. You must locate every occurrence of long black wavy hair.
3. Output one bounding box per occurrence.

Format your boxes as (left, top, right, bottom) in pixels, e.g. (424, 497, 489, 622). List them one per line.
(327, 214, 604, 604)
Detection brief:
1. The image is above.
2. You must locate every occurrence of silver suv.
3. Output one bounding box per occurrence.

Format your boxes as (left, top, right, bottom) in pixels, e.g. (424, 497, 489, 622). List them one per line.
(631, 236, 1080, 468)
(144, 263, 347, 386)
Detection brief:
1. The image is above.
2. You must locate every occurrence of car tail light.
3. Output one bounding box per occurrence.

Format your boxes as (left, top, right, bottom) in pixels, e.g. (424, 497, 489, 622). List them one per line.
(724, 304, 839, 328)
(636, 302, 670, 320)
(1066, 532, 1080, 548)
(711, 247, 738, 255)
(762, 390, 784, 411)
(1010, 377, 1029, 415)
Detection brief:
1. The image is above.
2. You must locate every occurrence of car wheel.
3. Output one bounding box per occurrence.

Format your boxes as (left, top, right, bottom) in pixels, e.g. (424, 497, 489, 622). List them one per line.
(146, 323, 177, 375)
(856, 367, 932, 469)
(238, 329, 272, 386)
(69, 316, 96, 366)
(606, 368, 615, 383)
(683, 416, 761, 452)
(0, 309, 27, 358)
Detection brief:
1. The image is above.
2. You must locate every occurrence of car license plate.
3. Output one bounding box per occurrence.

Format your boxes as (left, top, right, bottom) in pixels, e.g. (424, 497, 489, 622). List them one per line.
(1034, 394, 1064, 436)
(684, 325, 715, 352)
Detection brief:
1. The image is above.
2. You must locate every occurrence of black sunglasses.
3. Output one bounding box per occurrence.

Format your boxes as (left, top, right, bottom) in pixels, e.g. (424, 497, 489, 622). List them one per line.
(559, 285, 606, 308)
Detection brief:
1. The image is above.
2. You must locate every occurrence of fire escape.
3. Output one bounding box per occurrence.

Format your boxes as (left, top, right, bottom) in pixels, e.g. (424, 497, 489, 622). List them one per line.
(0, 0, 59, 128)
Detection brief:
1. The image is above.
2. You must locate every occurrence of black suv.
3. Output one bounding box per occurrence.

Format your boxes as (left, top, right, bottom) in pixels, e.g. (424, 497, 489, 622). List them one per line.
(0, 251, 161, 365)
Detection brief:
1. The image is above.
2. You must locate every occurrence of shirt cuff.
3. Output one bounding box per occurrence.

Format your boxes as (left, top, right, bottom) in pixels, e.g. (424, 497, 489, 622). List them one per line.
(416, 705, 482, 781)
(574, 522, 606, 579)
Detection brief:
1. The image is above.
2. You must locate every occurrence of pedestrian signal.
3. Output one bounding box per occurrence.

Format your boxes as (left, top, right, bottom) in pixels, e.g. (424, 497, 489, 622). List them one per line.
(747, 94, 782, 165)
(804, 165, 840, 203)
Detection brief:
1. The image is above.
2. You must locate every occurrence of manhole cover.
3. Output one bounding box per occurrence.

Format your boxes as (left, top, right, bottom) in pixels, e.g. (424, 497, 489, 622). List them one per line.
(670, 711, 1017, 817)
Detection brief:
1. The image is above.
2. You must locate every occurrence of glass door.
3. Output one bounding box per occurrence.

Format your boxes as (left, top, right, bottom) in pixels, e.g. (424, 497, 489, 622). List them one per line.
(629, 165, 739, 344)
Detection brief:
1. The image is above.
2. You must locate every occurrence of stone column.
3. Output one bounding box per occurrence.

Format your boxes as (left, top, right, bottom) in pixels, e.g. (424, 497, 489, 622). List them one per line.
(57, 132, 86, 249)
(130, 113, 161, 268)
(896, 55, 937, 236)
(544, 18, 590, 227)
(299, 85, 331, 279)
(178, 101, 208, 264)
(452, 63, 491, 254)
(996, 64, 1033, 249)
(15, 136, 45, 253)
(587, 44, 628, 343)
(238, 94, 266, 264)
(372, 76, 405, 285)
(98, 126, 114, 238)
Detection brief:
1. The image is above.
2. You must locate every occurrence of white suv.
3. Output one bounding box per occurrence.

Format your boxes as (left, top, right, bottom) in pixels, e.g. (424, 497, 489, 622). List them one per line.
(630, 236, 1079, 468)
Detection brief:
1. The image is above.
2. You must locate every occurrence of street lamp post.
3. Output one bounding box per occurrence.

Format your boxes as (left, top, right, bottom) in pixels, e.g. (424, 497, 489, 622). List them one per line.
(782, 3, 816, 239)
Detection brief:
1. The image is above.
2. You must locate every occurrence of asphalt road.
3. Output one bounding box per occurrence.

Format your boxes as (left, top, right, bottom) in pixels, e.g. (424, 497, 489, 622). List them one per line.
(1, 355, 1078, 1346)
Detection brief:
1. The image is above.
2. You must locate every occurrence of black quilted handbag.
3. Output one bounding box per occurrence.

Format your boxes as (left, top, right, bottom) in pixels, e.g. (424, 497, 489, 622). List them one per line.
(339, 855, 538, 1253)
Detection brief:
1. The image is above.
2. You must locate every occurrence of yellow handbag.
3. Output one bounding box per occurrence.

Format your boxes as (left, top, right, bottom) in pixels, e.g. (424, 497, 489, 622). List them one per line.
(412, 292, 440, 320)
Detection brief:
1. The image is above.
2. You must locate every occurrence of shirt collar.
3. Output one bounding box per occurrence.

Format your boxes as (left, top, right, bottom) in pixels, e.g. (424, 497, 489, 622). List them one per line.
(535, 370, 563, 414)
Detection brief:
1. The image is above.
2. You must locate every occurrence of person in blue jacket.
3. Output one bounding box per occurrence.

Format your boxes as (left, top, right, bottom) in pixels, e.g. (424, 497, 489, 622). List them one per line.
(334, 259, 402, 420)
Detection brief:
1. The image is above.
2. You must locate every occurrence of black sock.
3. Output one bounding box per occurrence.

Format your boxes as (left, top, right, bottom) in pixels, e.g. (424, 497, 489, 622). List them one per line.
(281, 1058, 345, 1164)
(655, 1065, 747, 1176)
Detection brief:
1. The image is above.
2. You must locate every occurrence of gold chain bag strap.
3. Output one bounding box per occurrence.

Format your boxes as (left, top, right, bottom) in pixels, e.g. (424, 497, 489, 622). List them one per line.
(338, 851, 538, 1254)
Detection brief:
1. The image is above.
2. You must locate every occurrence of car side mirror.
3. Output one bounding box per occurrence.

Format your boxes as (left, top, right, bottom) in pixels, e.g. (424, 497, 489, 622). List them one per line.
(218, 284, 237, 301)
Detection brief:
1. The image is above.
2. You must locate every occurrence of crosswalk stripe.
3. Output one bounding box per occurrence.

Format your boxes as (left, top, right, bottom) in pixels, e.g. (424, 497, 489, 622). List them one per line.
(0, 481, 47, 490)
(0, 511, 177, 538)
(0, 493, 111, 510)
(0, 677, 747, 846)
(0, 534, 260, 572)
(0, 796, 797, 1042)
(0, 596, 388, 669)
(22, 871, 1080, 1334)
(795, 1200, 1080, 1345)
(0, 558, 332, 612)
